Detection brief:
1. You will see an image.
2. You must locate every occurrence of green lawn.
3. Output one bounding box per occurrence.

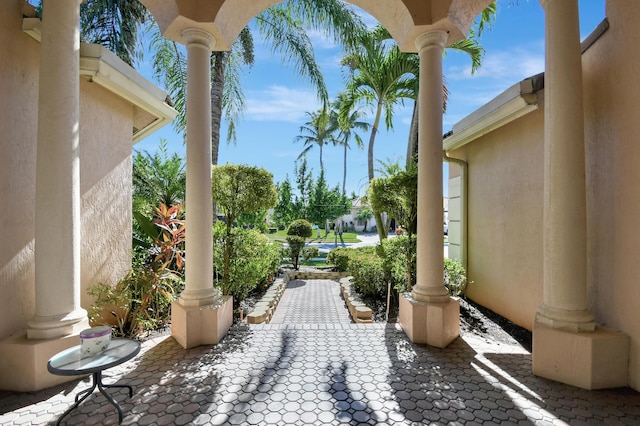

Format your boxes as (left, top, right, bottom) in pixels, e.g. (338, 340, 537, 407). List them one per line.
(267, 229, 362, 244)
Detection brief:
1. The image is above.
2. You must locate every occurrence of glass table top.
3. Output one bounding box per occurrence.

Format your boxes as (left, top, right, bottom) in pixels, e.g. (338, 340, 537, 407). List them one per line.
(48, 338, 141, 376)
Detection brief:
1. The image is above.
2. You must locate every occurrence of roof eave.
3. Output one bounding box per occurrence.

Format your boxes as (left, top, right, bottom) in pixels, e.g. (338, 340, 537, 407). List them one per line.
(443, 74, 542, 152)
(22, 18, 177, 144)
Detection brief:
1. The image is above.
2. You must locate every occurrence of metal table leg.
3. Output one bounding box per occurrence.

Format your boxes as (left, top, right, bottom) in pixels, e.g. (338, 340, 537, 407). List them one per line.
(56, 371, 134, 425)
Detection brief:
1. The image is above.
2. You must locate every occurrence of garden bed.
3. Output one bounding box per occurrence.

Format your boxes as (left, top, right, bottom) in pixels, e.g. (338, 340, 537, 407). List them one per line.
(361, 293, 531, 351)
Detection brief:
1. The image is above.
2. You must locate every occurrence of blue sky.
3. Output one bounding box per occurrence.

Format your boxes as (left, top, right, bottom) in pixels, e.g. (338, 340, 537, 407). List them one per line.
(134, 0, 606, 198)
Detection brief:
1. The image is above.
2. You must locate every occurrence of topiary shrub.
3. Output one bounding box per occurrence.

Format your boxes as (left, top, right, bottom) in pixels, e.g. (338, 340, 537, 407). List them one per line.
(286, 219, 313, 269)
(287, 219, 313, 238)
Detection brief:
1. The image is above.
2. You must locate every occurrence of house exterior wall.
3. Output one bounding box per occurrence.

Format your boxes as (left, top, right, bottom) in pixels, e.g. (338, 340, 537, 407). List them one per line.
(0, 0, 41, 338)
(582, 0, 640, 390)
(448, 0, 640, 390)
(79, 80, 133, 310)
(0, 1, 133, 339)
(449, 108, 545, 331)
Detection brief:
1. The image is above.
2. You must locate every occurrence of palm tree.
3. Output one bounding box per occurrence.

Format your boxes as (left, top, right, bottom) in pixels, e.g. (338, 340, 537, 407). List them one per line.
(78, 0, 148, 67)
(339, 29, 420, 183)
(405, 2, 497, 165)
(331, 93, 369, 196)
(34, 0, 148, 67)
(294, 109, 337, 172)
(149, 0, 366, 166)
(341, 5, 496, 240)
(375, 156, 404, 178)
(132, 139, 186, 213)
(339, 28, 419, 239)
(149, 25, 253, 165)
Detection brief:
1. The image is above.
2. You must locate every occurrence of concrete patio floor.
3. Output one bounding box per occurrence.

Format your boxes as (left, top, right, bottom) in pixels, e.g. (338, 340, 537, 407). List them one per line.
(1, 279, 639, 425)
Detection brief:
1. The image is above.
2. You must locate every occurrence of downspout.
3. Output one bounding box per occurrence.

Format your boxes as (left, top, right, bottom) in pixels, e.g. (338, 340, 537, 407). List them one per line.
(442, 151, 468, 273)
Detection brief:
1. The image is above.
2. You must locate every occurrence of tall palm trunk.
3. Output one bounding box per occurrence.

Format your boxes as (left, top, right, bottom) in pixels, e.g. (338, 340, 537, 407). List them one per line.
(406, 101, 419, 168)
(342, 142, 347, 195)
(369, 101, 387, 240)
(211, 51, 228, 166)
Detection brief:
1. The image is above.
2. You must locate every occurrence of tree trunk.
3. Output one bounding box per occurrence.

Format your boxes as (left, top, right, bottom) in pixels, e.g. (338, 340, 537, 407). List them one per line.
(223, 221, 232, 295)
(342, 142, 347, 196)
(368, 101, 384, 181)
(211, 51, 228, 166)
(374, 210, 387, 241)
(406, 101, 419, 168)
(406, 232, 415, 291)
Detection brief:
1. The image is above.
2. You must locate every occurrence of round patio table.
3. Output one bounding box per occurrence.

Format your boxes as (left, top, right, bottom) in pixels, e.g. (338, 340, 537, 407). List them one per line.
(47, 338, 140, 425)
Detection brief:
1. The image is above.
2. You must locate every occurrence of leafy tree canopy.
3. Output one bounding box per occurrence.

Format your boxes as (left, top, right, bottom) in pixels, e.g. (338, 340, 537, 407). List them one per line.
(212, 164, 278, 226)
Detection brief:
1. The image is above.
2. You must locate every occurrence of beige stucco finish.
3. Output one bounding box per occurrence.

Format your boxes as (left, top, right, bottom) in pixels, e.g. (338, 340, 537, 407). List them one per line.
(582, 0, 640, 390)
(142, 0, 492, 52)
(447, 0, 640, 390)
(449, 108, 545, 331)
(0, 1, 175, 391)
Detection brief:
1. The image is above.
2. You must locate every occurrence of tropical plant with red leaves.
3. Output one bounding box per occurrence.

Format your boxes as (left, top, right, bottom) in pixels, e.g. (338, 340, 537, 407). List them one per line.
(134, 203, 185, 274)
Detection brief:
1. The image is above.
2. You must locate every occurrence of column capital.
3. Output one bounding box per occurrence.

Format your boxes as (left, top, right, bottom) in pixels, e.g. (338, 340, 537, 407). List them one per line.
(537, 0, 559, 10)
(414, 30, 448, 52)
(538, 0, 574, 11)
(182, 28, 215, 51)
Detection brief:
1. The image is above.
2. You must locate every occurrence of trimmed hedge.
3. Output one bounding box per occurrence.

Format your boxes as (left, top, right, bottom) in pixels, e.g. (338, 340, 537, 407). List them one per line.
(328, 236, 468, 298)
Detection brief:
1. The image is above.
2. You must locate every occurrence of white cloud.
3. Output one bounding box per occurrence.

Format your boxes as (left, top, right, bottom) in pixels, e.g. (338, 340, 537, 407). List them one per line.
(245, 85, 322, 122)
(305, 28, 338, 50)
(446, 42, 545, 83)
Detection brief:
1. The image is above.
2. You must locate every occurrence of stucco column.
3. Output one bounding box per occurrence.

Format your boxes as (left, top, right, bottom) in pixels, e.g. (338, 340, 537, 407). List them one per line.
(412, 30, 450, 304)
(178, 28, 218, 306)
(399, 30, 458, 348)
(536, 0, 595, 331)
(27, 0, 88, 339)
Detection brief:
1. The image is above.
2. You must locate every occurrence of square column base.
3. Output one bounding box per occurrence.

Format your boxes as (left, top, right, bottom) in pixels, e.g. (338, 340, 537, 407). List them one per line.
(533, 321, 629, 389)
(398, 293, 460, 348)
(171, 296, 233, 349)
(0, 333, 81, 392)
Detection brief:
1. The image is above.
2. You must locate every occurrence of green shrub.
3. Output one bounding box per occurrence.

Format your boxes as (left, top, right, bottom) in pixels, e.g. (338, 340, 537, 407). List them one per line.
(286, 235, 305, 270)
(301, 246, 320, 262)
(348, 251, 387, 297)
(213, 222, 282, 305)
(88, 266, 182, 339)
(444, 258, 469, 296)
(287, 219, 313, 238)
(335, 241, 468, 300)
(327, 247, 352, 272)
(286, 219, 312, 269)
(381, 235, 416, 292)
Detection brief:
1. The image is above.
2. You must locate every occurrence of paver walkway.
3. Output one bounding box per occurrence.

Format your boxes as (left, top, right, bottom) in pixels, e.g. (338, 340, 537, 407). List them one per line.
(270, 279, 351, 324)
(1, 278, 640, 425)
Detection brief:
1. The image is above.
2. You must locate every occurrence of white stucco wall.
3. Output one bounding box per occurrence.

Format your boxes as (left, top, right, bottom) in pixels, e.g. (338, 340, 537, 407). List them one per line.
(0, 1, 138, 339)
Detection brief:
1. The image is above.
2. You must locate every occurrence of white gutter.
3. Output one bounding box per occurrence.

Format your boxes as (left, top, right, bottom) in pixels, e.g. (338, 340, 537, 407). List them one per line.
(443, 73, 543, 151)
(442, 73, 543, 275)
(22, 18, 177, 143)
